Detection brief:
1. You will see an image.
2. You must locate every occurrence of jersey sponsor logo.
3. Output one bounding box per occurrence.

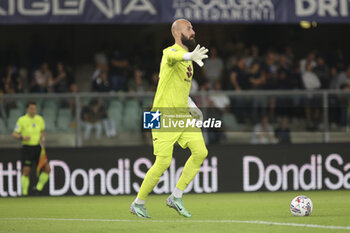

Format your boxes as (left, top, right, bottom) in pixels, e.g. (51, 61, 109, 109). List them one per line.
(186, 65, 192, 78)
(143, 110, 161, 129)
(32, 123, 36, 128)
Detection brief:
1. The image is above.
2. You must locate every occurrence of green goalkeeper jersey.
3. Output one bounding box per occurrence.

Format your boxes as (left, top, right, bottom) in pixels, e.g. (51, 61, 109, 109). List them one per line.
(152, 43, 193, 110)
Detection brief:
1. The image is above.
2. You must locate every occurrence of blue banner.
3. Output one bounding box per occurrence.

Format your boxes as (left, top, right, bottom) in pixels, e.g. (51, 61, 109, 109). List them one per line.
(0, 0, 350, 24)
(289, 0, 350, 23)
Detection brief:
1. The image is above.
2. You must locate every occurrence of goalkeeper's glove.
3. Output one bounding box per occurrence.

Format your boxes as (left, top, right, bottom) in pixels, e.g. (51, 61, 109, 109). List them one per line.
(183, 45, 209, 67)
(188, 97, 203, 121)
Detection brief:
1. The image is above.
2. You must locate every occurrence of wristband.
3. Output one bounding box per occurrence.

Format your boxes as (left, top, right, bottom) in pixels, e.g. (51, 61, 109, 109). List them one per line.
(183, 52, 191, 61)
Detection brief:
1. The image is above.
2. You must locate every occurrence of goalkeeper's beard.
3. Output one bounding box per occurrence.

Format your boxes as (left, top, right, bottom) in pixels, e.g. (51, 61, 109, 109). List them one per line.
(181, 34, 196, 51)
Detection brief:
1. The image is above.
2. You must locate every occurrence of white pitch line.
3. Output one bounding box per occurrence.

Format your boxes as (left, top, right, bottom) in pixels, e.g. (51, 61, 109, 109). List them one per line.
(1, 218, 350, 231)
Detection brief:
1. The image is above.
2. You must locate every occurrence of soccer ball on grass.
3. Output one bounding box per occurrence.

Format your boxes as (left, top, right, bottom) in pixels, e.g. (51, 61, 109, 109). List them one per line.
(290, 195, 313, 216)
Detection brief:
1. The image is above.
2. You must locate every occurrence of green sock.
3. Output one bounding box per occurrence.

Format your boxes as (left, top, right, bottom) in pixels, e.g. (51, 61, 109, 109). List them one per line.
(21, 175, 29, 196)
(36, 172, 49, 191)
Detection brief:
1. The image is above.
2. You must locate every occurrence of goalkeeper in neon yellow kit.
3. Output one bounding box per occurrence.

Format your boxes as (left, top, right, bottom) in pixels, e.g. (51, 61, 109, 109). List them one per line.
(130, 19, 209, 218)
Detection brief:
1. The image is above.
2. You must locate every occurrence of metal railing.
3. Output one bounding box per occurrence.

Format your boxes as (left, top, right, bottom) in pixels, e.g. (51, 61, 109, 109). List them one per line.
(0, 90, 349, 147)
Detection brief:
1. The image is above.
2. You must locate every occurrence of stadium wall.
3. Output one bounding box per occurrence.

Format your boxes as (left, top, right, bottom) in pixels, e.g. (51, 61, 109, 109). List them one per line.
(0, 144, 349, 197)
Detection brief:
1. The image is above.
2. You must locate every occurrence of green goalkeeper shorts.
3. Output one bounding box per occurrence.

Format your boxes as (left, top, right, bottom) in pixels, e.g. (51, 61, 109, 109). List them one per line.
(152, 128, 204, 157)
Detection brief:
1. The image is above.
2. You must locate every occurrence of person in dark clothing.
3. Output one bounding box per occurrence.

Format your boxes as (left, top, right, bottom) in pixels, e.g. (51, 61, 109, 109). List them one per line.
(229, 57, 249, 90)
(109, 51, 129, 91)
(93, 70, 112, 92)
(275, 118, 291, 143)
(313, 56, 330, 89)
(228, 57, 249, 122)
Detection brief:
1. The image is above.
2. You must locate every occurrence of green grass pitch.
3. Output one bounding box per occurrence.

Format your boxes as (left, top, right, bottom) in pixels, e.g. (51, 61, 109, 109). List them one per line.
(0, 190, 349, 233)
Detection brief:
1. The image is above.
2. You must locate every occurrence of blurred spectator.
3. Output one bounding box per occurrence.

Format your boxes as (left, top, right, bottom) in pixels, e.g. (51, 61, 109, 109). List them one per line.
(275, 54, 293, 116)
(287, 64, 304, 119)
(300, 52, 316, 74)
(329, 67, 339, 89)
(94, 52, 108, 68)
(199, 80, 211, 91)
(50, 62, 70, 93)
(335, 65, 350, 89)
(328, 67, 341, 128)
(229, 56, 248, 91)
(81, 99, 103, 139)
(336, 65, 350, 128)
(302, 63, 321, 130)
(289, 64, 303, 90)
(149, 71, 159, 92)
(278, 53, 290, 69)
(203, 47, 224, 87)
(262, 52, 278, 120)
(97, 99, 117, 138)
(274, 118, 291, 143)
(276, 66, 290, 90)
(68, 83, 79, 116)
(276, 63, 294, 117)
(328, 65, 349, 129)
(248, 61, 265, 90)
(93, 70, 112, 92)
(277, 54, 291, 89)
(245, 45, 260, 67)
(302, 62, 321, 90)
(1, 65, 23, 94)
(224, 42, 238, 71)
(196, 80, 211, 107)
(330, 49, 345, 71)
(251, 115, 277, 144)
(92, 52, 109, 85)
(207, 81, 228, 144)
(284, 46, 295, 66)
(128, 69, 149, 93)
(338, 84, 350, 128)
(331, 84, 350, 130)
(262, 51, 278, 89)
(313, 56, 330, 89)
(228, 56, 249, 122)
(109, 51, 129, 91)
(247, 61, 267, 121)
(70, 83, 78, 93)
(190, 78, 199, 94)
(208, 81, 230, 111)
(31, 62, 52, 93)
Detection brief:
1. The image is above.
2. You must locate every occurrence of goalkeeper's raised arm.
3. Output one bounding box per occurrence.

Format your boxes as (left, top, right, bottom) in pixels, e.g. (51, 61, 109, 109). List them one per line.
(165, 44, 208, 67)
